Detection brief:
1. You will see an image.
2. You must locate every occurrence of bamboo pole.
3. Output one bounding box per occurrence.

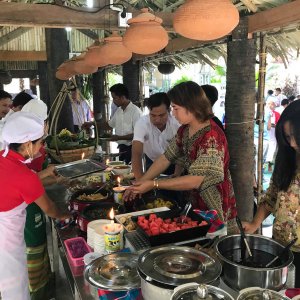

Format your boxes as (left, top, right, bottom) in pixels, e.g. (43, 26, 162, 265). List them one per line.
(256, 34, 267, 203)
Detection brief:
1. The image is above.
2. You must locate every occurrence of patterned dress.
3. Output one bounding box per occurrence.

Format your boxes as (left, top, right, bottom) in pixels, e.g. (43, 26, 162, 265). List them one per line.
(165, 120, 237, 233)
(260, 173, 300, 253)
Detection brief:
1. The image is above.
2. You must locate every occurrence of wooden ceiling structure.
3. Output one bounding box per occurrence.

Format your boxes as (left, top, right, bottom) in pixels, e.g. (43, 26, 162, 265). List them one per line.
(0, 0, 300, 69)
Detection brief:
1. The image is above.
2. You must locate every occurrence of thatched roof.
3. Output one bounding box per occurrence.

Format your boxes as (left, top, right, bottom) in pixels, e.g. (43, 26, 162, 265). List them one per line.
(0, 0, 299, 70)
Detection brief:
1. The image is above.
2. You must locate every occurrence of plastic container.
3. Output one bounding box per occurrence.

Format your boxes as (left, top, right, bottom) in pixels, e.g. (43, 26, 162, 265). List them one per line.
(64, 237, 91, 266)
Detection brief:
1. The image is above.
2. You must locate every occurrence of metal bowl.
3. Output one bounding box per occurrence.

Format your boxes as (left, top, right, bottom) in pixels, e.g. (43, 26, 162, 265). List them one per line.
(215, 234, 294, 291)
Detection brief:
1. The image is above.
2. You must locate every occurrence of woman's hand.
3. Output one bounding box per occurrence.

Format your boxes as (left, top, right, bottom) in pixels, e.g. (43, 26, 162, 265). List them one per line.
(242, 221, 259, 234)
(129, 180, 154, 195)
(123, 188, 138, 202)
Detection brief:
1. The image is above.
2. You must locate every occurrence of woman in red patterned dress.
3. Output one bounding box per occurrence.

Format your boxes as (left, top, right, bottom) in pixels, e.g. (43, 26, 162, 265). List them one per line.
(128, 81, 237, 233)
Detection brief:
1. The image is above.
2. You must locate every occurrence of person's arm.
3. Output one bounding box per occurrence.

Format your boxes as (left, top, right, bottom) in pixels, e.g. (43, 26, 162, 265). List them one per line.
(35, 193, 70, 220)
(38, 165, 56, 180)
(172, 164, 184, 177)
(130, 174, 204, 195)
(131, 140, 144, 179)
(139, 154, 171, 180)
(242, 203, 270, 233)
(110, 133, 133, 141)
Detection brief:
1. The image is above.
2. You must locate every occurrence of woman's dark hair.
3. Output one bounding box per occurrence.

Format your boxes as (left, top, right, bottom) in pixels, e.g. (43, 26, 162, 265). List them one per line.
(273, 100, 300, 190)
(167, 81, 212, 121)
(146, 92, 170, 110)
(9, 137, 42, 153)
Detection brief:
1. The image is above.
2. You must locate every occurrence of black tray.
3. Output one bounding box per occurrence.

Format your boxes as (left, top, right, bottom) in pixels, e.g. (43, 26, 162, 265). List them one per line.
(132, 210, 211, 247)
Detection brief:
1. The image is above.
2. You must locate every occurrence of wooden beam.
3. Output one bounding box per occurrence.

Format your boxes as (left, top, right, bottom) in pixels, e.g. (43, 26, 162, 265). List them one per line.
(0, 27, 32, 46)
(0, 2, 173, 30)
(76, 29, 99, 40)
(0, 50, 47, 61)
(248, 0, 300, 33)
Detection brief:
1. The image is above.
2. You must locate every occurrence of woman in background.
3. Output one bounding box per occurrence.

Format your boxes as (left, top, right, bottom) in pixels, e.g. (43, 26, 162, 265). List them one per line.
(243, 100, 300, 287)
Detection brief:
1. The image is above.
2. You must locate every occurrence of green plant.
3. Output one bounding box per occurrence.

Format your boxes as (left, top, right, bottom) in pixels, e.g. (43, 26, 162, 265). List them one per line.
(171, 75, 192, 87)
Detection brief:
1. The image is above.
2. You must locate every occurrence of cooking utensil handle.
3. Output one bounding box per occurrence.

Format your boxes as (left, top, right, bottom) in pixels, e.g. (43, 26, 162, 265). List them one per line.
(236, 216, 253, 257)
(265, 238, 297, 267)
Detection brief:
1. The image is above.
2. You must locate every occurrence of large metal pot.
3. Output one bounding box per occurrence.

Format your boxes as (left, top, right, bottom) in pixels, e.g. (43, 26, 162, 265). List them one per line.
(171, 283, 234, 300)
(215, 234, 294, 291)
(138, 246, 222, 300)
(237, 287, 290, 300)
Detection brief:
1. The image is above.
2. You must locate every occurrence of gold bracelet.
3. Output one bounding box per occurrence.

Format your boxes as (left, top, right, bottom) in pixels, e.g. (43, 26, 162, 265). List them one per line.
(153, 179, 159, 190)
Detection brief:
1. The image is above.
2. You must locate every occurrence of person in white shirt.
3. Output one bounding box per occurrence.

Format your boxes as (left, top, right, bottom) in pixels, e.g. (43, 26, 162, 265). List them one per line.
(132, 93, 180, 179)
(274, 88, 286, 107)
(105, 84, 142, 164)
(69, 87, 92, 133)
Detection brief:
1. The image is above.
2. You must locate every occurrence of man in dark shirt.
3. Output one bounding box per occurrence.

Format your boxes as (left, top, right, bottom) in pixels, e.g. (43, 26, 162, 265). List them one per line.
(201, 84, 224, 132)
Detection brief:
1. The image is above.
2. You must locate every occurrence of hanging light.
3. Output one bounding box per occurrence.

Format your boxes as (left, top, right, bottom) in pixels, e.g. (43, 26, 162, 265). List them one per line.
(173, 0, 239, 41)
(84, 40, 108, 67)
(158, 62, 175, 75)
(123, 8, 169, 55)
(100, 31, 132, 65)
(69, 53, 98, 75)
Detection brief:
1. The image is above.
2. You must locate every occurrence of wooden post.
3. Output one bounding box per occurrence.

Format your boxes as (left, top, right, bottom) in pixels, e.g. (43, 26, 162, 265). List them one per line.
(45, 28, 73, 132)
(122, 58, 140, 104)
(256, 34, 267, 203)
(226, 18, 257, 222)
(92, 69, 106, 135)
(38, 61, 50, 106)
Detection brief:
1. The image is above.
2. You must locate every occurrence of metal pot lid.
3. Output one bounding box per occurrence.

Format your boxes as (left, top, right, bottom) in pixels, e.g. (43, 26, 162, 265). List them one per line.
(172, 283, 234, 300)
(138, 246, 222, 287)
(84, 253, 140, 291)
(237, 288, 290, 300)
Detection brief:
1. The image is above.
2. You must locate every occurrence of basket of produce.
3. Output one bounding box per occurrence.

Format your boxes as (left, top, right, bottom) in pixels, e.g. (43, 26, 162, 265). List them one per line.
(47, 81, 98, 164)
(46, 128, 96, 163)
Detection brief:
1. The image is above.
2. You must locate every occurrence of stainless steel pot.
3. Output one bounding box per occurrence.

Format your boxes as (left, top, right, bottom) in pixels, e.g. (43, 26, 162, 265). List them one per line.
(237, 287, 290, 300)
(215, 234, 294, 291)
(171, 283, 235, 300)
(138, 246, 222, 300)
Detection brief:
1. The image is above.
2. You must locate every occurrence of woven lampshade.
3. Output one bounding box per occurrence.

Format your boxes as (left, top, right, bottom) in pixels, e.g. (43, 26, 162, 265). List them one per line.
(173, 0, 239, 41)
(69, 53, 98, 75)
(100, 32, 132, 65)
(84, 40, 108, 67)
(55, 62, 75, 81)
(123, 8, 169, 55)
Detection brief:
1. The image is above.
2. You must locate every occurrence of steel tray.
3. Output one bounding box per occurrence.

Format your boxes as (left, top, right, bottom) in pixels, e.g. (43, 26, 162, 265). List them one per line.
(55, 159, 107, 179)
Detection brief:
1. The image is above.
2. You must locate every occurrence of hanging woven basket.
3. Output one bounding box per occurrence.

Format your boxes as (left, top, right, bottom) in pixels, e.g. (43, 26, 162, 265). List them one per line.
(47, 146, 95, 164)
(46, 80, 98, 163)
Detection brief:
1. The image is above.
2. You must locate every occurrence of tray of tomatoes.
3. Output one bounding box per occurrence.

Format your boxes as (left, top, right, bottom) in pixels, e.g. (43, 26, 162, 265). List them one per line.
(132, 210, 211, 246)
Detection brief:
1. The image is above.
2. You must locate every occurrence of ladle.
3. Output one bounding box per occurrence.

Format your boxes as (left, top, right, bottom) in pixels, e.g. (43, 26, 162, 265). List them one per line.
(265, 238, 297, 267)
(236, 216, 253, 258)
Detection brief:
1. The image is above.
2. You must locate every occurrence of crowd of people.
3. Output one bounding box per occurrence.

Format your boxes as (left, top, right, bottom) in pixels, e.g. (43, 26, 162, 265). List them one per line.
(0, 81, 299, 300)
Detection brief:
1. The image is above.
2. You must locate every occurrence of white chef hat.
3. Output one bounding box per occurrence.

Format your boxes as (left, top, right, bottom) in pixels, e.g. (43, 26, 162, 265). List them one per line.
(2, 111, 44, 157)
(21, 99, 48, 121)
